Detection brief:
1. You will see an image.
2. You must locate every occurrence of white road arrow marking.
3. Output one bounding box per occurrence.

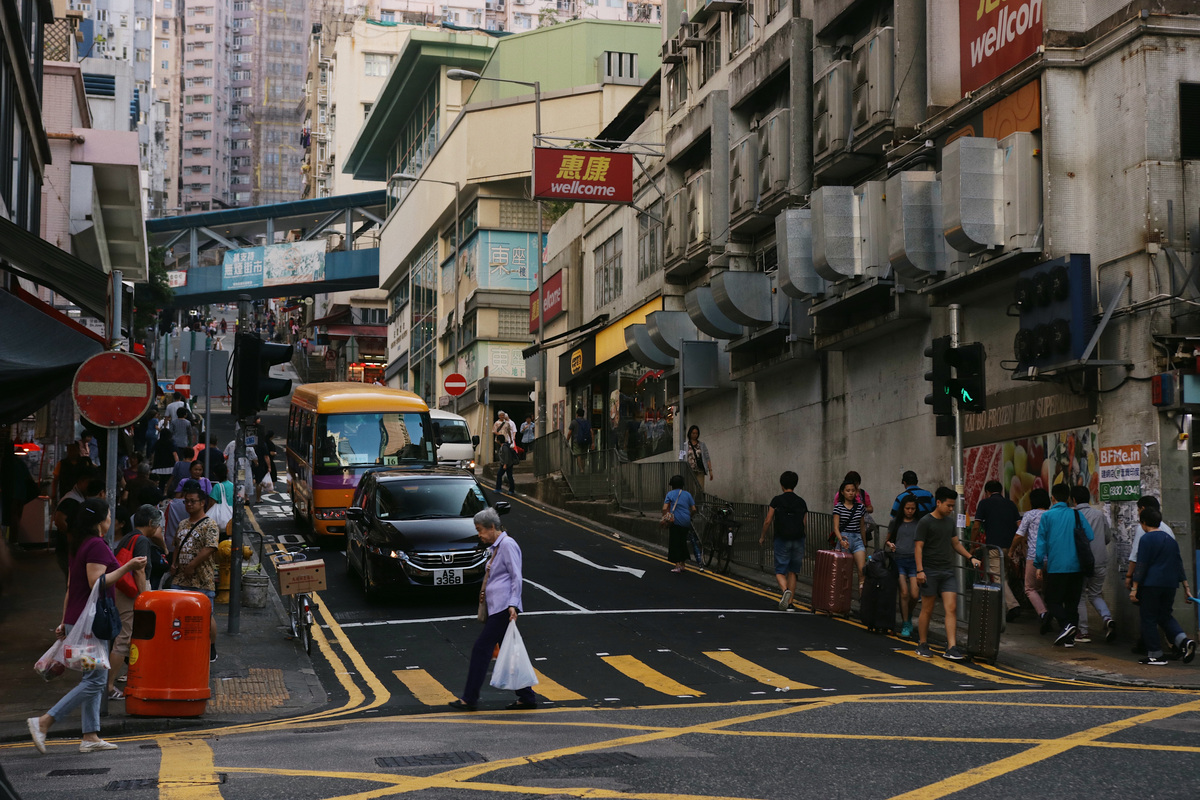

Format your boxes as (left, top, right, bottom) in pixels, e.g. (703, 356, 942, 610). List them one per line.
(553, 549, 645, 579)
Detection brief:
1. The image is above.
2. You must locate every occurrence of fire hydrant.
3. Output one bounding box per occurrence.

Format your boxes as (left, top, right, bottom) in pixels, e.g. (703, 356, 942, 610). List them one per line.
(216, 539, 254, 605)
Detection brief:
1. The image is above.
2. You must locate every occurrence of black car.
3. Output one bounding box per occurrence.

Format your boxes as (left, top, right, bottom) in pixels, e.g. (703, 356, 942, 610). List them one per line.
(345, 467, 510, 598)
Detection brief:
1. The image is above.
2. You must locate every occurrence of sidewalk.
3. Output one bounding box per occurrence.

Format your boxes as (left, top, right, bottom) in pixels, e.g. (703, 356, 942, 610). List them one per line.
(0, 545, 326, 745)
(508, 474, 1200, 691)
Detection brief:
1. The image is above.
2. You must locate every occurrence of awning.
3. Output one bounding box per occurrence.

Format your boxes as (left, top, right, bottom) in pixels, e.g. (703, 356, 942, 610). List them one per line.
(0, 216, 108, 320)
(0, 288, 105, 424)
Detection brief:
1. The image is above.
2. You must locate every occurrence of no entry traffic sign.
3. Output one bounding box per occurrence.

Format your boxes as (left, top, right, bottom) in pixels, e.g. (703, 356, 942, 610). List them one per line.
(444, 373, 468, 397)
(73, 352, 155, 428)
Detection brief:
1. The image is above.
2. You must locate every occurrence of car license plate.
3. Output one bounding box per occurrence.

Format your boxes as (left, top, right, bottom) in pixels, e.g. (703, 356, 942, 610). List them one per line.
(434, 569, 464, 586)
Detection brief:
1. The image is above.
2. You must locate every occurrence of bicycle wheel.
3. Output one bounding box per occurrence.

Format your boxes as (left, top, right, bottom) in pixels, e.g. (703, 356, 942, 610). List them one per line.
(300, 617, 312, 656)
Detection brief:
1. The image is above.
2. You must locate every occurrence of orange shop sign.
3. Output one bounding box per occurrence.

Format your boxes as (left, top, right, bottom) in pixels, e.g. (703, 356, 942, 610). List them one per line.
(533, 148, 634, 204)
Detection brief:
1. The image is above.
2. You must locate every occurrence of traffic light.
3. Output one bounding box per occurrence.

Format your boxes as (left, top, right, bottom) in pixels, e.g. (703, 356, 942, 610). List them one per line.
(924, 335, 952, 416)
(232, 331, 293, 418)
(1013, 254, 1094, 370)
(948, 343, 986, 413)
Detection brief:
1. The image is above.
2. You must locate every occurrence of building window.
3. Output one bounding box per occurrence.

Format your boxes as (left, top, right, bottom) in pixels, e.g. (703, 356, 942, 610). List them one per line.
(701, 26, 721, 85)
(1182, 84, 1200, 160)
(593, 231, 623, 308)
(637, 200, 662, 282)
(667, 64, 686, 114)
(161, 59, 168, 68)
(498, 309, 529, 339)
(498, 199, 537, 230)
(380, 10, 394, 20)
(730, 2, 752, 55)
(364, 53, 393, 77)
(161, 40, 169, 49)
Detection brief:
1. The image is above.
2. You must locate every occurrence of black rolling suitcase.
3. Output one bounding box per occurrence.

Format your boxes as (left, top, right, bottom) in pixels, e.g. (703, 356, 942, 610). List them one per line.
(859, 550, 899, 633)
(966, 544, 1005, 664)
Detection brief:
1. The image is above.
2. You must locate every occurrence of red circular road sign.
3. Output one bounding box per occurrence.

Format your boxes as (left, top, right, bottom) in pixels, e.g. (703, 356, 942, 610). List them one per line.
(173, 374, 192, 399)
(444, 373, 468, 397)
(73, 352, 155, 428)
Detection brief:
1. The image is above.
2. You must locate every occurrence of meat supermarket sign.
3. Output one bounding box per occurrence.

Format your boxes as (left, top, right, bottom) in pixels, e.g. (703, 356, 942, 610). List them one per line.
(960, 0, 1043, 96)
(533, 148, 634, 204)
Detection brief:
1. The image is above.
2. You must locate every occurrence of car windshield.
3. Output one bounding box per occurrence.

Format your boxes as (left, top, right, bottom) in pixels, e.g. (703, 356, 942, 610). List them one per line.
(376, 478, 487, 520)
(316, 412, 435, 474)
(438, 420, 472, 444)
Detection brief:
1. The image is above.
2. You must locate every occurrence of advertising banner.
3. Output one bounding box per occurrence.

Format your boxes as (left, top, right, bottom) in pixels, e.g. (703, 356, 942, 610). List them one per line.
(959, 0, 1043, 96)
(529, 269, 564, 332)
(221, 241, 326, 291)
(533, 148, 634, 204)
(1097, 444, 1142, 502)
(167, 270, 187, 288)
(963, 426, 1099, 517)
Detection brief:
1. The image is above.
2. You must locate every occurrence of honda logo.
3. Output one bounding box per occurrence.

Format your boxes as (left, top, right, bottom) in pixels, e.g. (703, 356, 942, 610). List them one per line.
(441, 553, 454, 564)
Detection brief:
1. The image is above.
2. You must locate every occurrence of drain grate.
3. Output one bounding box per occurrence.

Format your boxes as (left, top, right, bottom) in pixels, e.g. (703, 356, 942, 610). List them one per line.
(105, 774, 227, 791)
(48, 768, 111, 777)
(375, 752, 487, 768)
(293, 726, 342, 734)
(532, 752, 640, 770)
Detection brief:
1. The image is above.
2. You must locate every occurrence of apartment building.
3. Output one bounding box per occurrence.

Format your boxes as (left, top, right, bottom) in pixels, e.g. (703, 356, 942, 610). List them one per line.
(349, 0, 660, 35)
(179, 0, 231, 212)
(250, 0, 311, 205)
(151, 0, 181, 215)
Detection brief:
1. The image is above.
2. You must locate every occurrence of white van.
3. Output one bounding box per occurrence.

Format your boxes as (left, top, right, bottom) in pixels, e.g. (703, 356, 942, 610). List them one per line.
(430, 409, 479, 470)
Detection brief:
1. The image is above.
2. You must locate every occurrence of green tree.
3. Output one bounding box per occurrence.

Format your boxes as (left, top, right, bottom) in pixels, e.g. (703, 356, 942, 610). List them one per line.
(133, 246, 174, 344)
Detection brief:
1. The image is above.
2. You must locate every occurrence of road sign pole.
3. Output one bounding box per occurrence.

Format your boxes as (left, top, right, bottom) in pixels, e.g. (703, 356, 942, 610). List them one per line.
(105, 269, 123, 542)
(950, 303, 966, 624)
(204, 349, 212, 480)
(229, 294, 251, 635)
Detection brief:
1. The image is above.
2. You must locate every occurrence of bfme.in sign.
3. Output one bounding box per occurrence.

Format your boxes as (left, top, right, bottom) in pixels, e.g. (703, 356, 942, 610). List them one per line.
(1097, 445, 1141, 502)
(533, 148, 634, 204)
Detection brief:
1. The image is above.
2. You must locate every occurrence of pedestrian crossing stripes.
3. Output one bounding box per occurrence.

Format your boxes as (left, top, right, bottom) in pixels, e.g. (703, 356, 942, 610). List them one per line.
(377, 647, 1031, 710)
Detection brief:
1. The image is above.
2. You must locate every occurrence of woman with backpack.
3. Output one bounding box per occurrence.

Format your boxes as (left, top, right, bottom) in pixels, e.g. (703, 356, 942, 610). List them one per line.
(567, 408, 593, 472)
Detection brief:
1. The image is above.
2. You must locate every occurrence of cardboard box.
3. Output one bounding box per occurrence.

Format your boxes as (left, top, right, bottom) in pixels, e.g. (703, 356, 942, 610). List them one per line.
(277, 559, 327, 596)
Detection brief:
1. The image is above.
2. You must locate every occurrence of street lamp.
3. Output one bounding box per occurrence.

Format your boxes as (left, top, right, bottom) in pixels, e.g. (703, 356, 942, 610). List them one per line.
(392, 172, 462, 415)
(447, 68, 546, 439)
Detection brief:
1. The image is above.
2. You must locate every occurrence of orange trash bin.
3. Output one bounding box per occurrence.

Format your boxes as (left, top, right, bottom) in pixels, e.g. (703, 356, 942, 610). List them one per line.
(125, 590, 212, 717)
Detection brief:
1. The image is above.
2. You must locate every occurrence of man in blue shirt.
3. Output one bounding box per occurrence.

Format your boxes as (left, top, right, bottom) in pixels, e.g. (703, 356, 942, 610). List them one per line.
(891, 471, 934, 519)
(1034, 483, 1093, 647)
(1130, 506, 1196, 665)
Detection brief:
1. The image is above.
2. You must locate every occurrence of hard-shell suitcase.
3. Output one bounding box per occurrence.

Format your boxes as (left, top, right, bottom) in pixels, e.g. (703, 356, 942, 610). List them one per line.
(813, 549, 853, 617)
(966, 544, 1005, 664)
(859, 551, 899, 633)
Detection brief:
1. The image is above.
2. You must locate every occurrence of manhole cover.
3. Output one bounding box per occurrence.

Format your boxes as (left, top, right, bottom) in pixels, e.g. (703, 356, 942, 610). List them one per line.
(533, 752, 640, 770)
(48, 768, 110, 776)
(375, 752, 487, 768)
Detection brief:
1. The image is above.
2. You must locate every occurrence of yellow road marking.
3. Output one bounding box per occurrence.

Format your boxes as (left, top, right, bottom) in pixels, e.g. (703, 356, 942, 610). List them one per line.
(887, 697, 1200, 799)
(157, 738, 224, 799)
(393, 669, 457, 706)
(602, 655, 705, 697)
(802, 650, 929, 686)
(703, 651, 817, 690)
(896, 651, 1034, 686)
(532, 669, 585, 701)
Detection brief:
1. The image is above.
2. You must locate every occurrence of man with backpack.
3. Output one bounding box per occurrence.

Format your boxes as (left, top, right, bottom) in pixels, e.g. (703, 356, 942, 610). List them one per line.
(759, 471, 808, 611)
(567, 408, 593, 472)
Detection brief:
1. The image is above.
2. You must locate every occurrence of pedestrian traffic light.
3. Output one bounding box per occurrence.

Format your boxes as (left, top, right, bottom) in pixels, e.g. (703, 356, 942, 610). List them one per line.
(948, 342, 987, 413)
(924, 335, 952, 416)
(232, 331, 292, 419)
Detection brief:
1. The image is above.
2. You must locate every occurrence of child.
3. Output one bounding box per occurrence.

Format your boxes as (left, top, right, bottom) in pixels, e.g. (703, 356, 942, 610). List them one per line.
(886, 494, 921, 638)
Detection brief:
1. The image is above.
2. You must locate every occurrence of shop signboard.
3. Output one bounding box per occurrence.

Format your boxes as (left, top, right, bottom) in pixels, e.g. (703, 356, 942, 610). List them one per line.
(221, 241, 326, 291)
(529, 270, 565, 333)
(959, 0, 1043, 96)
(1097, 445, 1142, 502)
(533, 148, 635, 204)
(558, 337, 595, 386)
(167, 270, 187, 288)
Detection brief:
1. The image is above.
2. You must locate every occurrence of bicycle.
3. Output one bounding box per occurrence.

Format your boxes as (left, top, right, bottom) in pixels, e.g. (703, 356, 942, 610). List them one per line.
(693, 501, 738, 575)
(271, 546, 321, 656)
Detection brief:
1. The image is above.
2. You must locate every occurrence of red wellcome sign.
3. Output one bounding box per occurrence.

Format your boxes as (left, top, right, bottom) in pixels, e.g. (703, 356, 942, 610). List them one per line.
(529, 269, 565, 333)
(533, 148, 634, 204)
(959, 0, 1043, 96)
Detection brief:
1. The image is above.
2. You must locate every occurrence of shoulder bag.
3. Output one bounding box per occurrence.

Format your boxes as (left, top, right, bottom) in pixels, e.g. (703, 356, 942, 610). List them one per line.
(660, 491, 683, 529)
(91, 574, 122, 641)
(1073, 510, 1095, 577)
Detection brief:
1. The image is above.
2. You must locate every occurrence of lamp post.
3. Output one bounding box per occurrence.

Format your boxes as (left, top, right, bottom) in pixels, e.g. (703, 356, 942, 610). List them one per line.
(447, 68, 546, 439)
(391, 172, 462, 414)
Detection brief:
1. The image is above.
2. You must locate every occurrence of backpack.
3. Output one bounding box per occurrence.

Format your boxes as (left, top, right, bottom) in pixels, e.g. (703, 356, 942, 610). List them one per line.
(774, 498, 805, 540)
(572, 418, 592, 446)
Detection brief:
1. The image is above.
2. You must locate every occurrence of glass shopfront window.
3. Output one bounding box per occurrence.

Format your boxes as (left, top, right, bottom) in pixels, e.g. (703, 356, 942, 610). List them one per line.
(608, 364, 673, 461)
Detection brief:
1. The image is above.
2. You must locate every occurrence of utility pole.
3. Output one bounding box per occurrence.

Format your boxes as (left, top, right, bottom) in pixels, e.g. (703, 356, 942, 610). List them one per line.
(228, 294, 250, 635)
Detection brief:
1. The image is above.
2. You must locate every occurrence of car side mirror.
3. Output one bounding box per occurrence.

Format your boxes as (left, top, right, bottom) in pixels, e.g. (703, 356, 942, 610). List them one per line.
(345, 506, 365, 522)
(494, 501, 511, 515)
(431, 421, 443, 447)
(471, 435, 480, 448)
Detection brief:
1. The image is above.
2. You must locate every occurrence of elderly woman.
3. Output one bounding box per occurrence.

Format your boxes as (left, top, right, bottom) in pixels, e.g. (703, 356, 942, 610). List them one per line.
(28, 499, 147, 755)
(449, 508, 537, 712)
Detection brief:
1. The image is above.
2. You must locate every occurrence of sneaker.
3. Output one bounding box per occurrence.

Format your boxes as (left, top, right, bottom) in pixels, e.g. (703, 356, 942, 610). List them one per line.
(1040, 613, 1053, 634)
(1006, 607, 1021, 623)
(915, 642, 933, 658)
(900, 622, 913, 639)
(210, 645, 218, 663)
(1054, 624, 1077, 646)
(943, 646, 967, 661)
(778, 589, 793, 611)
(79, 739, 118, 753)
(1138, 655, 1169, 666)
(1105, 618, 1116, 643)
(1183, 639, 1197, 665)
(1073, 634, 1093, 644)
(27, 718, 46, 755)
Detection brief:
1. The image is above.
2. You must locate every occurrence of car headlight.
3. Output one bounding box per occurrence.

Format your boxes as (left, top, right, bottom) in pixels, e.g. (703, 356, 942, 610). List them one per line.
(388, 549, 408, 561)
(315, 507, 346, 520)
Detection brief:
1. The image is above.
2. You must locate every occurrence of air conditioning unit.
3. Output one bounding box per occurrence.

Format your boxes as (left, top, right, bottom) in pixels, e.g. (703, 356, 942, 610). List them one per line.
(1000, 131, 1041, 250)
(729, 132, 757, 220)
(686, 170, 711, 250)
(664, 189, 686, 263)
(704, 0, 742, 11)
(757, 107, 791, 199)
(813, 60, 851, 162)
(661, 39, 683, 64)
(851, 27, 895, 135)
(678, 22, 702, 48)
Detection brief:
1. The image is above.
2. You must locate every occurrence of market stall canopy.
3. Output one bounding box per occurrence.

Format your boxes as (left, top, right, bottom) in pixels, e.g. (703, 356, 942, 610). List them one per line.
(0, 216, 108, 320)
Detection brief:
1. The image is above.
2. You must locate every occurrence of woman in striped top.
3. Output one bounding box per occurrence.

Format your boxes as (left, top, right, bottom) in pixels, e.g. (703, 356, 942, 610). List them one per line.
(833, 479, 868, 591)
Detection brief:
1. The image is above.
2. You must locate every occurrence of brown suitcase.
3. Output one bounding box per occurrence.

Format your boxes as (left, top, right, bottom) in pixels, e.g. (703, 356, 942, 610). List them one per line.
(813, 548, 853, 616)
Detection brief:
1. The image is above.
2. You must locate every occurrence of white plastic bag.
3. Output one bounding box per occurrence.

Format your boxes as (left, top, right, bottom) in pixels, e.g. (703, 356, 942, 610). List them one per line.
(490, 622, 538, 691)
(62, 579, 111, 672)
(209, 501, 233, 532)
(34, 639, 67, 682)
